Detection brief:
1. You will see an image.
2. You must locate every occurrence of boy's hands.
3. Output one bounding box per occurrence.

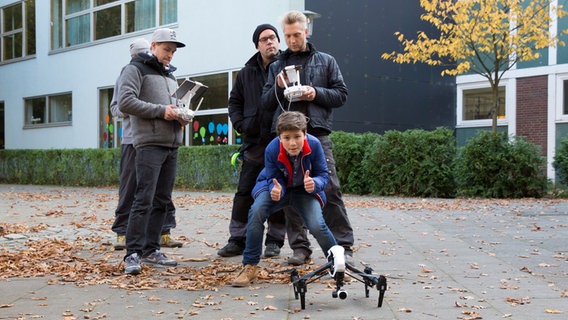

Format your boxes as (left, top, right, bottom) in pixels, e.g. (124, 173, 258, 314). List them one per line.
(304, 170, 314, 193)
(271, 170, 314, 201)
(271, 178, 282, 201)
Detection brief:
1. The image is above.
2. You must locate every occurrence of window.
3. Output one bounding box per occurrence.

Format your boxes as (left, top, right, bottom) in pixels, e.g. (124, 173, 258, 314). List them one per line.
(51, 0, 177, 49)
(564, 80, 568, 115)
(462, 87, 505, 121)
(0, 101, 4, 149)
(1, 0, 35, 62)
(178, 71, 238, 146)
(24, 93, 72, 128)
(99, 88, 117, 148)
(99, 70, 238, 148)
(556, 76, 568, 121)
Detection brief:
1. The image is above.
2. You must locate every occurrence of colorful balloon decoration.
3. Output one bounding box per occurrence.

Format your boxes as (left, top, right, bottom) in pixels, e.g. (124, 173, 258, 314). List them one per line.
(193, 120, 200, 139)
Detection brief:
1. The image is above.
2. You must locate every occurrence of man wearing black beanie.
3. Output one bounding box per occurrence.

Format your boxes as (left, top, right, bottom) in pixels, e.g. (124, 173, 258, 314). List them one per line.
(221, 24, 310, 265)
(252, 24, 280, 48)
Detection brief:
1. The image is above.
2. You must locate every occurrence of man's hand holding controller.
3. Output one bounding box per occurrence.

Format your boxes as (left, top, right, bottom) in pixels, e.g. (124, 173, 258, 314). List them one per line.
(165, 104, 193, 126)
(277, 66, 315, 102)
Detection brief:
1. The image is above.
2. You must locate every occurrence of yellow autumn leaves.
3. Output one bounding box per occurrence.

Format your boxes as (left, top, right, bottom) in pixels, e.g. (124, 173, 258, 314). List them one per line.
(382, 0, 567, 77)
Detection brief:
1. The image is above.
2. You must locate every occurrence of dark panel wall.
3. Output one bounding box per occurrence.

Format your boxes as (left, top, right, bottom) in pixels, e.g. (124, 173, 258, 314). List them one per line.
(305, 0, 456, 133)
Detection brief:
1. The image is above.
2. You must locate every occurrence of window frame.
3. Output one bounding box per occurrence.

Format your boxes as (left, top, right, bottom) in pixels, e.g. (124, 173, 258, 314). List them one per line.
(23, 92, 73, 129)
(456, 80, 511, 128)
(556, 73, 568, 123)
(98, 86, 117, 148)
(51, 0, 177, 50)
(176, 69, 238, 146)
(1, 0, 35, 64)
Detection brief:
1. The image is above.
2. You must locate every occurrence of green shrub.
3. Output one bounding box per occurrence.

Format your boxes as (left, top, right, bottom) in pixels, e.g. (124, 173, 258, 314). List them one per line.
(363, 128, 456, 197)
(0, 146, 240, 190)
(455, 131, 547, 198)
(176, 145, 239, 190)
(330, 131, 378, 194)
(0, 129, 552, 198)
(0, 148, 121, 186)
(553, 138, 568, 186)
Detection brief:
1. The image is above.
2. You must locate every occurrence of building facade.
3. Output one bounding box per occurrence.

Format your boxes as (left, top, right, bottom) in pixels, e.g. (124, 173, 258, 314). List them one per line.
(0, 0, 304, 149)
(454, 0, 568, 181)
(1, 0, 459, 151)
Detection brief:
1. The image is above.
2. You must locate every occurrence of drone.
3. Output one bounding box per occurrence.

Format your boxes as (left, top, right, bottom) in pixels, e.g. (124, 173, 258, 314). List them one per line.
(282, 245, 387, 310)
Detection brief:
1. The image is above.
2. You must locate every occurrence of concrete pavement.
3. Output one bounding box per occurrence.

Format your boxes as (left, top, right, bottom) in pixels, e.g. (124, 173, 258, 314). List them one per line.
(1, 184, 567, 319)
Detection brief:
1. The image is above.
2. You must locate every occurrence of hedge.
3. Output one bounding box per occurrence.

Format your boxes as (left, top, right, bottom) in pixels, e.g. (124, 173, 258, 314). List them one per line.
(0, 145, 240, 190)
(0, 129, 551, 198)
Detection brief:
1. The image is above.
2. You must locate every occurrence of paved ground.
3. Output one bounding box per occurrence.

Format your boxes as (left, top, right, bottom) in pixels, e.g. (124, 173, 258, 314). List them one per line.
(0, 184, 567, 320)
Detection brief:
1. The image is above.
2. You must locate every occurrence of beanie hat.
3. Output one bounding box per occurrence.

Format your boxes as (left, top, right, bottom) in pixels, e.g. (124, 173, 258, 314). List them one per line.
(129, 38, 150, 57)
(252, 24, 280, 48)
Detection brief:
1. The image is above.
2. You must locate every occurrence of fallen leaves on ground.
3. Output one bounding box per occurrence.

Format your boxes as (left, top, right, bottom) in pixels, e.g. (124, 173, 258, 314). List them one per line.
(0, 229, 320, 292)
(545, 308, 564, 314)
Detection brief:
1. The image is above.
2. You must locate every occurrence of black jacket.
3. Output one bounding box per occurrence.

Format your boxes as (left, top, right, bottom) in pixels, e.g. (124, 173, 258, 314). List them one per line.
(228, 51, 279, 147)
(262, 43, 348, 136)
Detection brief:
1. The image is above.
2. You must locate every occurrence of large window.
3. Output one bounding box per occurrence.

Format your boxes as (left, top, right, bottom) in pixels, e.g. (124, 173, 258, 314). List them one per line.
(184, 71, 237, 146)
(99, 70, 239, 148)
(99, 88, 116, 148)
(462, 87, 506, 121)
(24, 93, 72, 128)
(1, 0, 35, 62)
(51, 0, 177, 49)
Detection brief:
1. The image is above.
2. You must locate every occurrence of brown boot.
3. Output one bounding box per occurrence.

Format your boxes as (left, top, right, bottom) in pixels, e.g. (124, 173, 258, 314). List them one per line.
(114, 235, 126, 251)
(160, 234, 183, 248)
(232, 264, 259, 287)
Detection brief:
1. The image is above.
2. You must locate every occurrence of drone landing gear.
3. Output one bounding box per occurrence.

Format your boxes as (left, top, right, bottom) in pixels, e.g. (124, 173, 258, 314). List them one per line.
(288, 260, 387, 310)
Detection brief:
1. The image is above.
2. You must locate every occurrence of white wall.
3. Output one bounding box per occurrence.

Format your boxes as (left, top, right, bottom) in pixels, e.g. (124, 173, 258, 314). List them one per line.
(0, 0, 304, 149)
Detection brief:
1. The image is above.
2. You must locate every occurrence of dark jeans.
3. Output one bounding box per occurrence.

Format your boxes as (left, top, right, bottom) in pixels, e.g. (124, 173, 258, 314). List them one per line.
(243, 189, 336, 266)
(229, 143, 310, 250)
(125, 146, 178, 258)
(111, 144, 176, 236)
(286, 135, 354, 254)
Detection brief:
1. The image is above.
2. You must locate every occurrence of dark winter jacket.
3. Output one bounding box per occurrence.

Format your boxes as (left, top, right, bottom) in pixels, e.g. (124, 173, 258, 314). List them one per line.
(251, 134, 329, 207)
(117, 52, 183, 148)
(228, 51, 280, 147)
(262, 43, 348, 136)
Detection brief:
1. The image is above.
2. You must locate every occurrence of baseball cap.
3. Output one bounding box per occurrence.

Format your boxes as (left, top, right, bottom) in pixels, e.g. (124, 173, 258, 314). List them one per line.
(129, 38, 150, 57)
(151, 28, 186, 48)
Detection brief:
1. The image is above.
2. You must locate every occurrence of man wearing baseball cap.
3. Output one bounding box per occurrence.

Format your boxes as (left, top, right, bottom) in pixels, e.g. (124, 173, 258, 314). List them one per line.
(118, 28, 188, 275)
(110, 37, 183, 253)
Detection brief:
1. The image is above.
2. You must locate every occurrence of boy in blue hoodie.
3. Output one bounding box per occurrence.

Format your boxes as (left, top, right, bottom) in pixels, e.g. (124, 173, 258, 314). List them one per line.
(232, 111, 337, 287)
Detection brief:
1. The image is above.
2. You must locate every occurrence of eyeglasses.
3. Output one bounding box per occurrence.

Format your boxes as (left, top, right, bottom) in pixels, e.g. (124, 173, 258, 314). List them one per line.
(259, 35, 277, 43)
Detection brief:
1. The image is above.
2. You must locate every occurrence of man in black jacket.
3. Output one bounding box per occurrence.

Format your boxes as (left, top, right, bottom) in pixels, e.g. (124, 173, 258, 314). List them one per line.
(262, 11, 355, 265)
(221, 24, 311, 259)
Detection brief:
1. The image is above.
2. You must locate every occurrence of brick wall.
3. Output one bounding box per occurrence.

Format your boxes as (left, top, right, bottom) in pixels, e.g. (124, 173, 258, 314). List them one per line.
(516, 76, 547, 156)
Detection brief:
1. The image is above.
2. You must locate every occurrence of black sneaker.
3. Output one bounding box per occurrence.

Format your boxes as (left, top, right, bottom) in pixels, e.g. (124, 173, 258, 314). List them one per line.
(288, 252, 309, 266)
(141, 250, 177, 267)
(124, 253, 142, 275)
(263, 242, 281, 258)
(218, 242, 244, 257)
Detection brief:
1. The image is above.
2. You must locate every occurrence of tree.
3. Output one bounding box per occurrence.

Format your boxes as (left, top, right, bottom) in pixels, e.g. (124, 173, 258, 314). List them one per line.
(382, 0, 567, 132)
